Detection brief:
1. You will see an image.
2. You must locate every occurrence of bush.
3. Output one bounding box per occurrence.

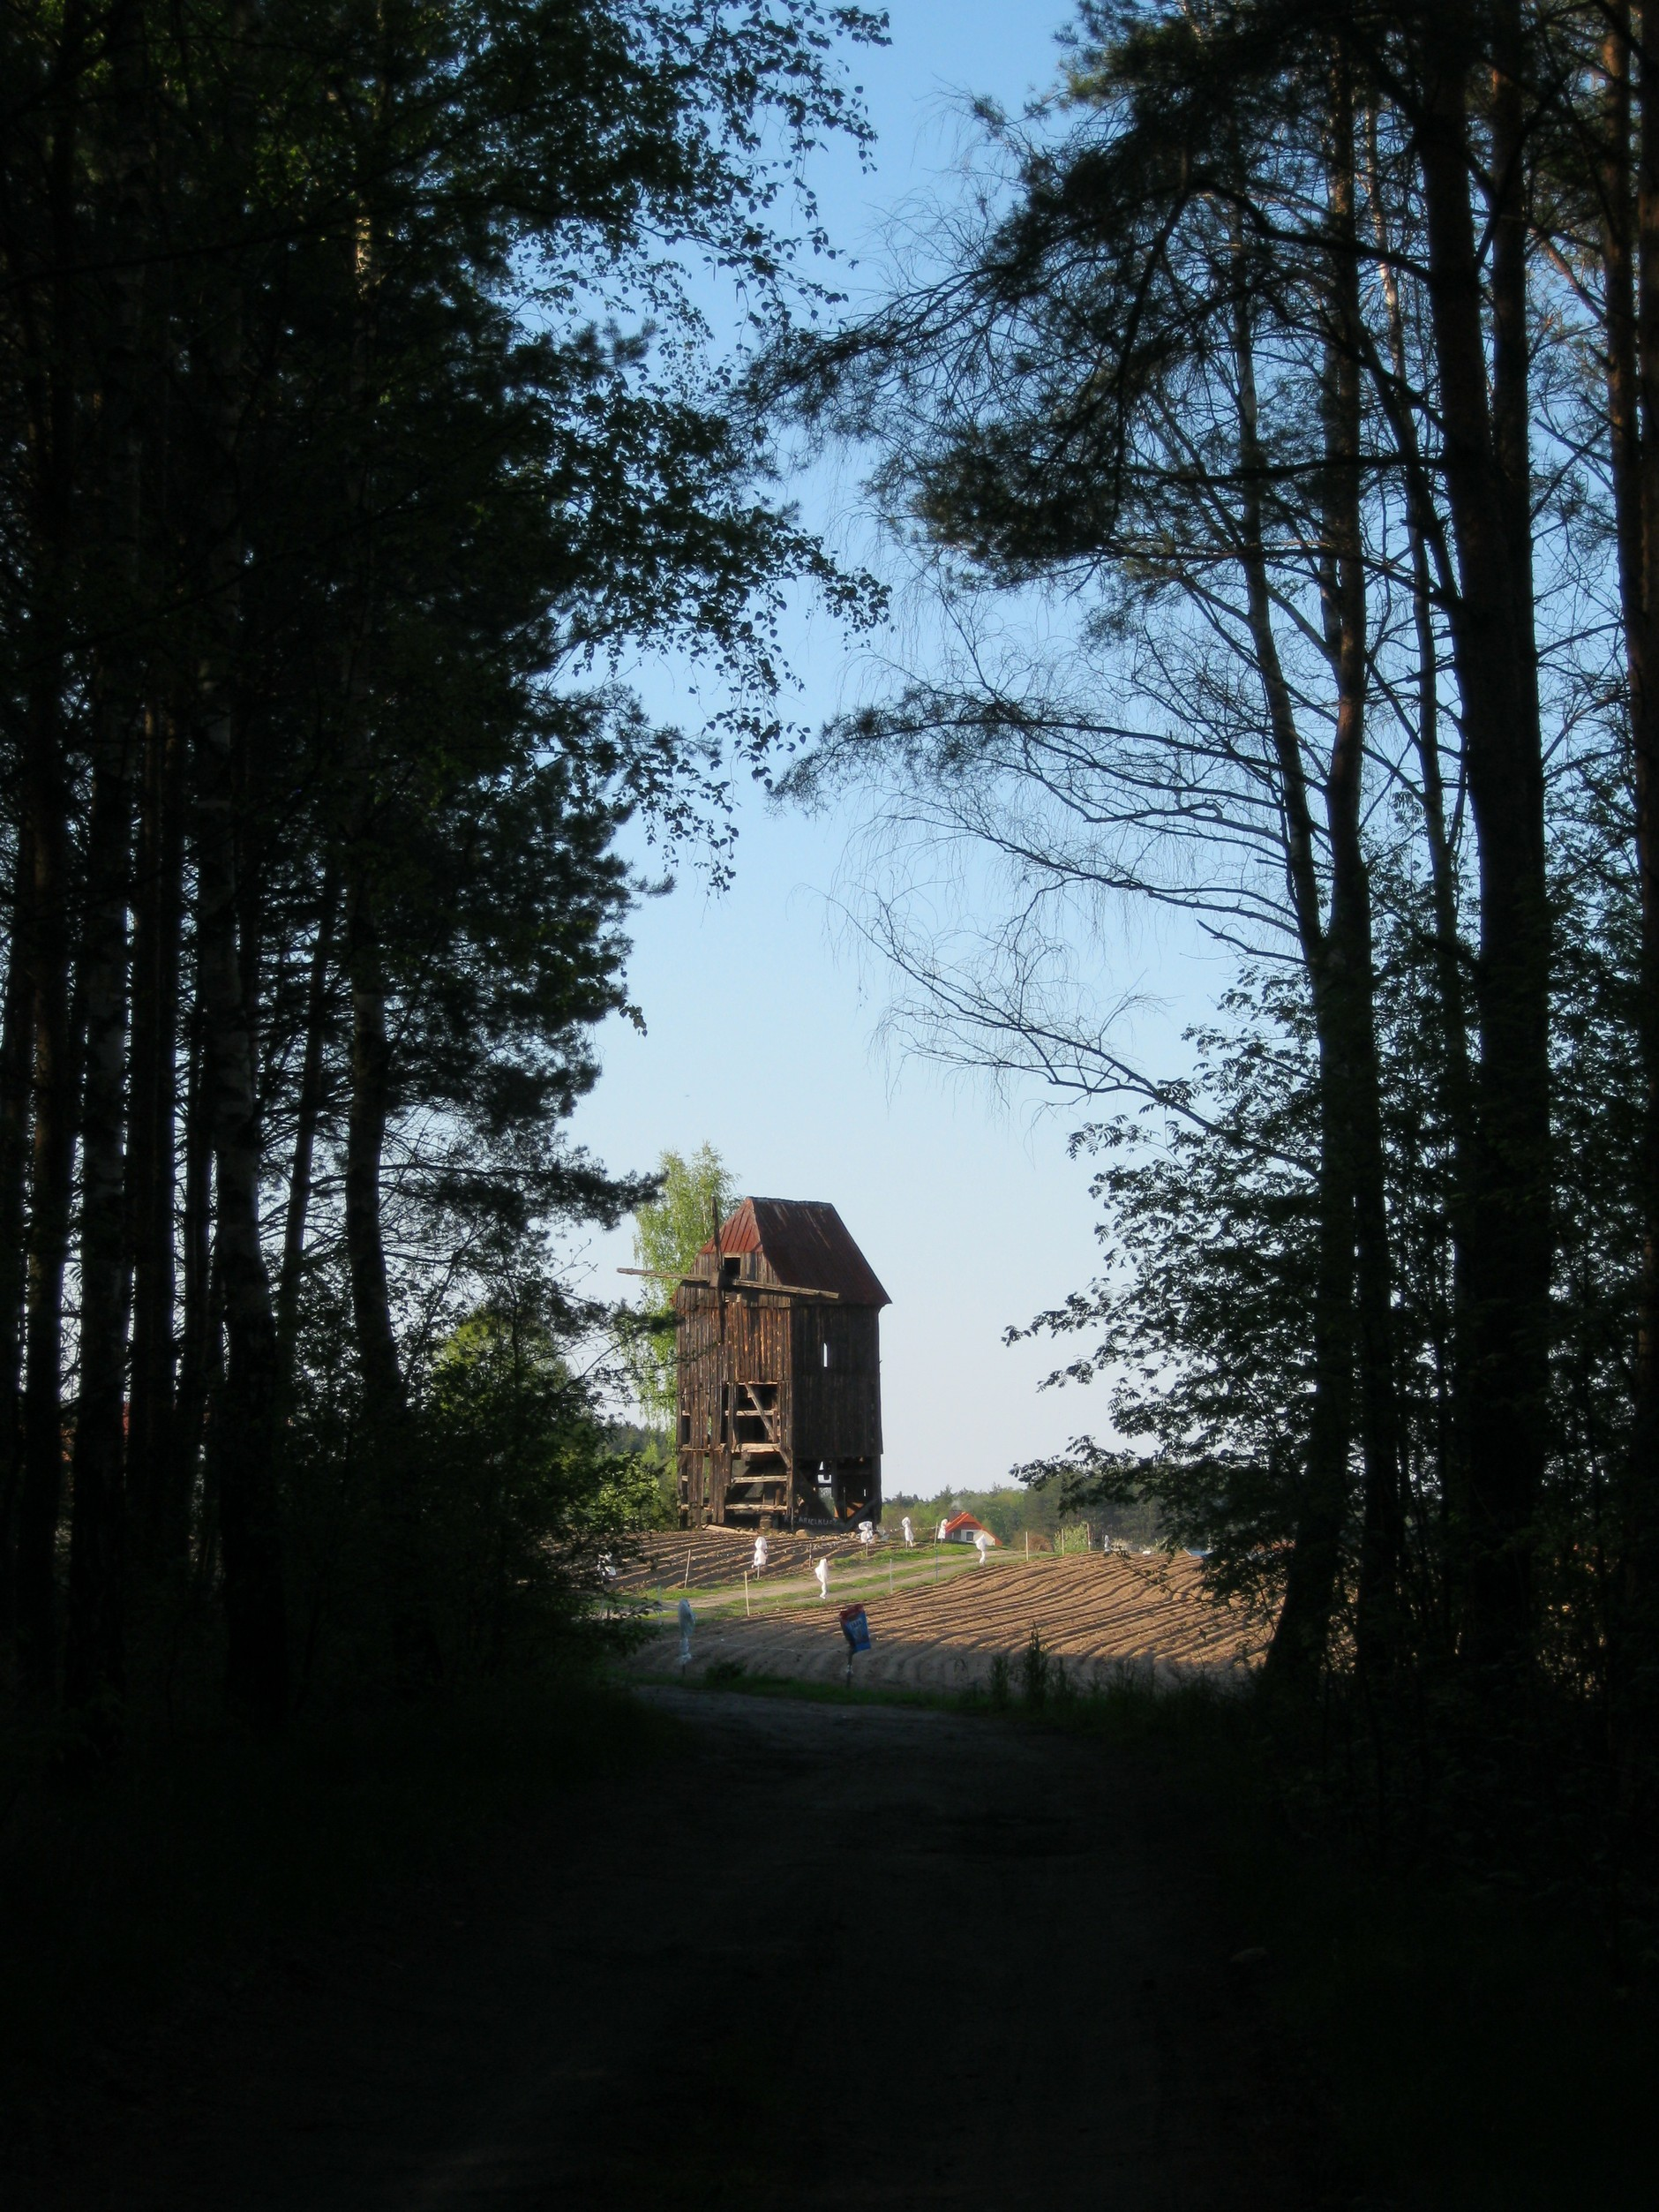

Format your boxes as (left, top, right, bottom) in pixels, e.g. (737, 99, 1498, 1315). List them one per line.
(280, 1268, 658, 1706)
(1020, 1627, 1050, 1708)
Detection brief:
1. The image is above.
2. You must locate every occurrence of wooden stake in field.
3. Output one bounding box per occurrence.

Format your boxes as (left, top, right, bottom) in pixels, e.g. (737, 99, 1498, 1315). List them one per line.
(684, 1547, 692, 1587)
(744, 1573, 751, 1618)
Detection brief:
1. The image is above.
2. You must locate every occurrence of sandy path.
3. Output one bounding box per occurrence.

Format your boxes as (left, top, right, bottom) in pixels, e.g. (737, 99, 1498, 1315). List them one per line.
(18, 1692, 1332, 2210)
(637, 1552, 1257, 1692)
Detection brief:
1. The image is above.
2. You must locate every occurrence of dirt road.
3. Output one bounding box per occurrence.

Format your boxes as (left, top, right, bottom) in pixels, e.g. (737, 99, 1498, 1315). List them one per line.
(26, 1692, 1334, 2210)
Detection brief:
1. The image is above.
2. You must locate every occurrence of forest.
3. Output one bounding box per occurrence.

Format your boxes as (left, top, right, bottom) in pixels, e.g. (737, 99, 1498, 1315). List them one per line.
(6, 3, 1659, 2199)
(773, 0, 1659, 1853)
(6, 0, 1659, 1987)
(0, 0, 882, 1744)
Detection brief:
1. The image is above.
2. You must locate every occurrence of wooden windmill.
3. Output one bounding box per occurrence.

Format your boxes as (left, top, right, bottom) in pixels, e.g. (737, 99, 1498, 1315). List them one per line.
(627, 1197, 890, 1531)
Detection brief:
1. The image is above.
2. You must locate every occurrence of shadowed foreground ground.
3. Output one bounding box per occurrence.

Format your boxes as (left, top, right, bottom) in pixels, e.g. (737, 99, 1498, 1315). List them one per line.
(20, 1692, 1337, 2210)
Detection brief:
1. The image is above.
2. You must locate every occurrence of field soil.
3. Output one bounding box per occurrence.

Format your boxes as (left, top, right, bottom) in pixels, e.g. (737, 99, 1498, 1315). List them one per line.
(630, 1543, 1256, 1692)
(616, 1525, 879, 1593)
(12, 1691, 1333, 2210)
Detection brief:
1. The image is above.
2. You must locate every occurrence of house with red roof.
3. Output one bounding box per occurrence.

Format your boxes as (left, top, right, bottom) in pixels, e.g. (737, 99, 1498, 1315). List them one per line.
(938, 1510, 996, 1545)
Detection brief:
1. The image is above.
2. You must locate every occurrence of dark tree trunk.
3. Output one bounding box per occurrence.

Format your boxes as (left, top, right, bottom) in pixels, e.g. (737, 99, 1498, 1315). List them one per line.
(64, 719, 135, 1724)
(344, 871, 405, 1432)
(1230, 80, 1404, 1689)
(1323, 63, 1403, 1678)
(66, 14, 148, 1723)
(14, 662, 75, 1704)
(1366, 95, 1475, 1644)
(126, 712, 184, 1570)
(0, 824, 34, 1645)
(1603, 4, 1659, 1647)
(1232, 256, 1358, 1689)
(185, 0, 286, 1722)
(1268, 1060, 1359, 1689)
(193, 317, 285, 1721)
(196, 678, 286, 1728)
(171, 989, 214, 1561)
(344, 864, 433, 1689)
(1416, 17, 1551, 1672)
(275, 862, 339, 1396)
(13, 3, 86, 1704)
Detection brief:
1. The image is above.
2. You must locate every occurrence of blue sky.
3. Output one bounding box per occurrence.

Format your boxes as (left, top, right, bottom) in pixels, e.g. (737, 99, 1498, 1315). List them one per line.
(564, 2, 1217, 1497)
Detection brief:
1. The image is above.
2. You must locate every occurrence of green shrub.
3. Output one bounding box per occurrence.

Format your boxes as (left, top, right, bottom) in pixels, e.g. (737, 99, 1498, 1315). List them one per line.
(1020, 1627, 1051, 1708)
(280, 1269, 659, 1706)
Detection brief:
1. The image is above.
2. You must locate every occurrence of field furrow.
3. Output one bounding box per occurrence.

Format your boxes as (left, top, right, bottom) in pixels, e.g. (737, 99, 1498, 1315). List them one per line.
(628, 1550, 1257, 1692)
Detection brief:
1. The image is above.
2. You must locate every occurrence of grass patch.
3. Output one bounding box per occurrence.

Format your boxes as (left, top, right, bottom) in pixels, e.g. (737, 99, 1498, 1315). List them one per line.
(638, 1666, 974, 1713)
(0, 1668, 669, 2126)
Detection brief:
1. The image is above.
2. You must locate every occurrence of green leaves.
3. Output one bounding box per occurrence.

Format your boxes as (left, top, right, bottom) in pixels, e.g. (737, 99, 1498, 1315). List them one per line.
(626, 1143, 735, 1423)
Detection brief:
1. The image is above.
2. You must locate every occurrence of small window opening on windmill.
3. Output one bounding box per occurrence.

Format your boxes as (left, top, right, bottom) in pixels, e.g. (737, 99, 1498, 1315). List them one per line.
(721, 1254, 740, 1284)
(679, 1412, 690, 1444)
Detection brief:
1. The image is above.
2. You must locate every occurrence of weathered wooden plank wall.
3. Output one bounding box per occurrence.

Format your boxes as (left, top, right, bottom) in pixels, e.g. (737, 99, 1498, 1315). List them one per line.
(673, 1238, 884, 1527)
(789, 1303, 882, 1465)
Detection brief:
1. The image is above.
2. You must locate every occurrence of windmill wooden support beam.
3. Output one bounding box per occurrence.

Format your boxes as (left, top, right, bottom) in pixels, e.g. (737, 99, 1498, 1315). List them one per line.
(666, 1197, 890, 1534)
(618, 1267, 841, 1302)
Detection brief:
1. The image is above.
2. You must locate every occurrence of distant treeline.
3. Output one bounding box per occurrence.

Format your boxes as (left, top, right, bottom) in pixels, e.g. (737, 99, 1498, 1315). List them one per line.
(886, 1488, 1162, 1553)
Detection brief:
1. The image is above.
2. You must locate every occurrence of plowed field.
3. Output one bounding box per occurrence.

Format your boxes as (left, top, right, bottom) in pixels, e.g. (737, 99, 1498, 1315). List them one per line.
(615, 1524, 874, 1592)
(631, 1548, 1257, 1691)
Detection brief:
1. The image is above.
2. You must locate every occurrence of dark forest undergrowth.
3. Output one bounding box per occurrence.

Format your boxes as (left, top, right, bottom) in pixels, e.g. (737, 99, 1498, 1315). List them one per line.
(1175, 1719, 1653, 2211)
(4, 1662, 1652, 2209)
(676, 1663, 1658, 2211)
(1039, 1677, 1657, 2212)
(0, 1666, 671, 2156)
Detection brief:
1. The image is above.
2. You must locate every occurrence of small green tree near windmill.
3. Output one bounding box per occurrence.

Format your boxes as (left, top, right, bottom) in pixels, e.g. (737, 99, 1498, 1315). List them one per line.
(627, 1147, 736, 1493)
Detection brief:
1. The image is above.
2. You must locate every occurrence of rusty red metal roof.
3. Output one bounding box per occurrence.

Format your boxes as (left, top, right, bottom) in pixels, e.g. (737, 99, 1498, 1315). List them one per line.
(701, 1197, 890, 1307)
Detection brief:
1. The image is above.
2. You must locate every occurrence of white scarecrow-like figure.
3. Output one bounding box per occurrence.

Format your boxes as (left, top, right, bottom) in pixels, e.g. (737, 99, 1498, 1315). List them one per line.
(973, 1529, 991, 1567)
(752, 1534, 769, 1575)
(936, 1517, 950, 1544)
(677, 1596, 694, 1667)
(901, 1515, 914, 1546)
(858, 1519, 875, 1552)
(814, 1555, 830, 1599)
